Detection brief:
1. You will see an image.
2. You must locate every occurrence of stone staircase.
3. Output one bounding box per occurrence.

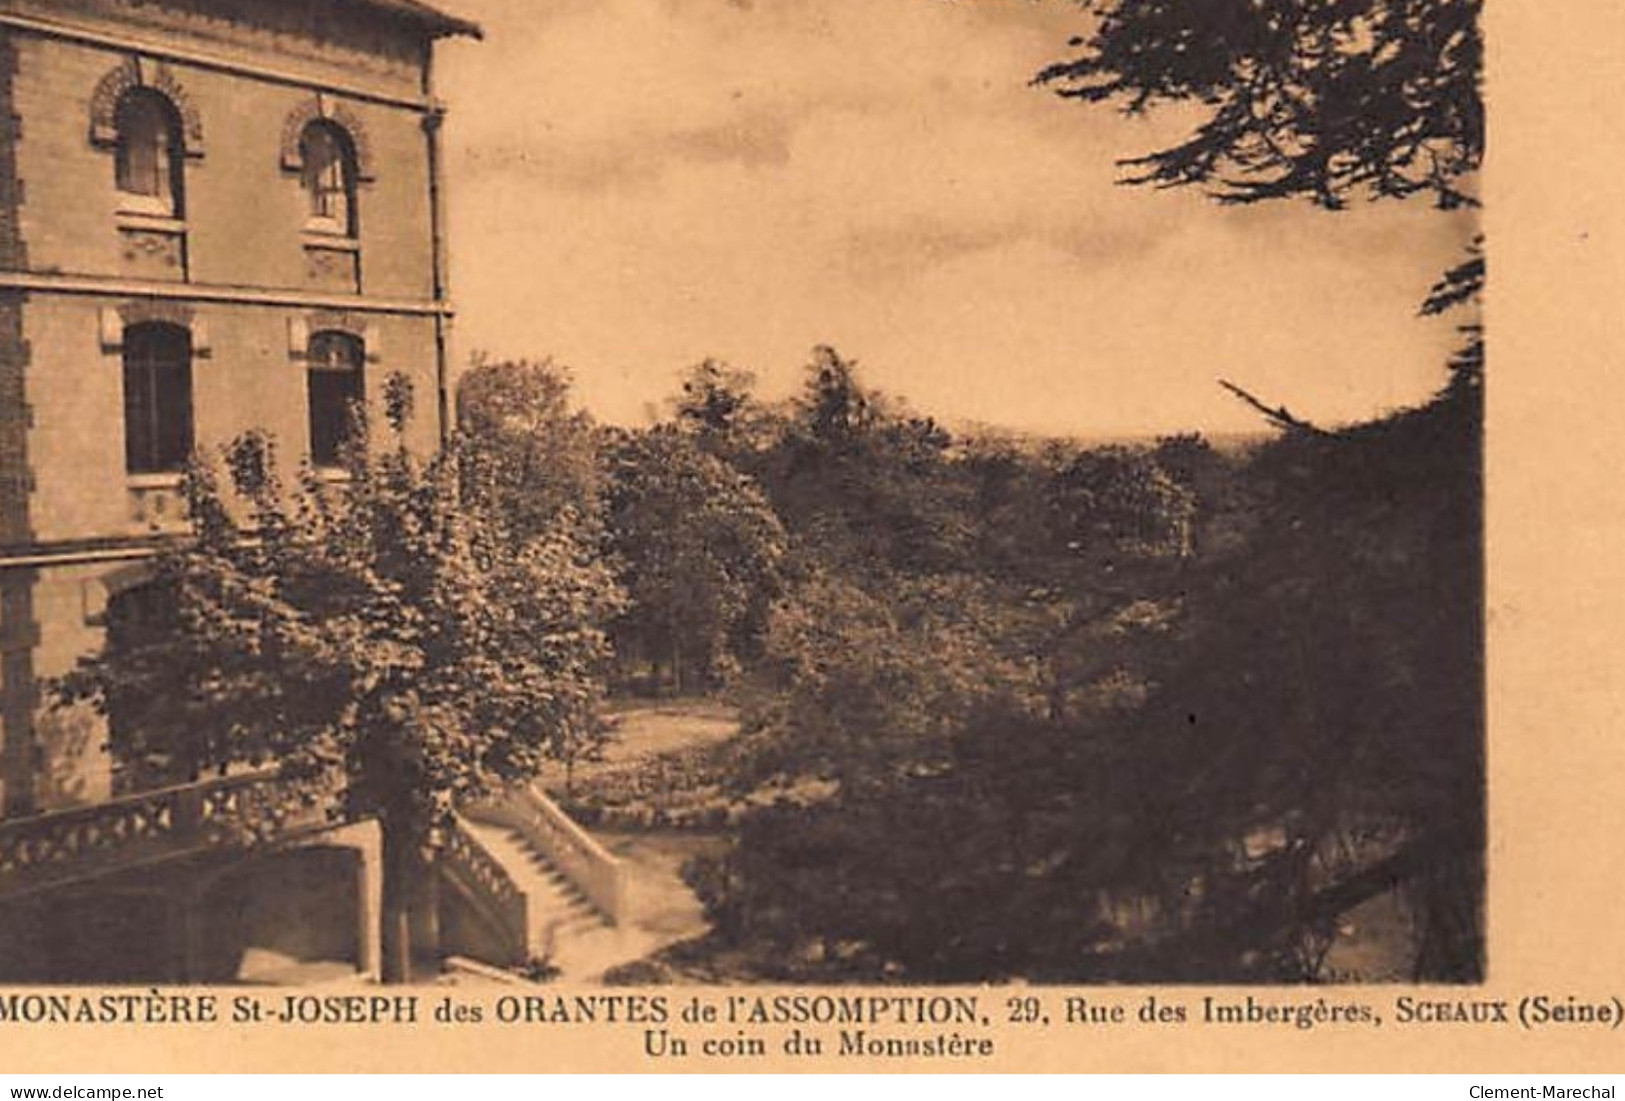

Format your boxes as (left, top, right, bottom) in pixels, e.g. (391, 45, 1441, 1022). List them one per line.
(456, 816, 624, 979)
(454, 784, 693, 983)
(0, 770, 691, 984)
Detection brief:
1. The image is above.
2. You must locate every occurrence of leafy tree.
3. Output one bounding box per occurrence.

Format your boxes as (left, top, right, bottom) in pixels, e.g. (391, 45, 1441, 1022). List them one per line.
(1422, 233, 1485, 387)
(680, 1, 1486, 982)
(1151, 432, 1216, 490)
(747, 571, 1039, 792)
(456, 356, 606, 542)
(756, 347, 973, 577)
(605, 427, 788, 695)
(1050, 445, 1195, 562)
(57, 379, 623, 982)
(793, 345, 883, 450)
(671, 359, 769, 459)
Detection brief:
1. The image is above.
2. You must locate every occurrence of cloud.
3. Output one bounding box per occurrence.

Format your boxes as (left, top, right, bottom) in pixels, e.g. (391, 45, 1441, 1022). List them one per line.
(439, 0, 1477, 436)
(445, 0, 1120, 187)
(460, 103, 796, 192)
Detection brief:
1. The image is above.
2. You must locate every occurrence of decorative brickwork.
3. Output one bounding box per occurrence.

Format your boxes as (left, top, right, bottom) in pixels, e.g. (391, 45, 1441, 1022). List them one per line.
(289, 310, 373, 360)
(88, 57, 205, 157)
(99, 302, 210, 356)
(0, 572, 38, 817)
(280, 95, 375, 181)
(0, 35, 31, 550)
(0, 33, 38, 816)
(119, 299, 195, 329)
(0, 35, 22, 274)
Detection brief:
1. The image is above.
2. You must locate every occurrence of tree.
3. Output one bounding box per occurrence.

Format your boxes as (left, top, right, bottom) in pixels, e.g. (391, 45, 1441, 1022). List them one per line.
(670, 359, 768, 459)
(1039, 0, 1484, 396)
(57, 378, 623, 982)
(456, 356, 606, 543)
(755, 346, 974, 577)
(1038, 0, 1483, 211)
(1422, 233, 1485, 388)
(1035, 0, 1485, 979)
(605, 427, 788, 695)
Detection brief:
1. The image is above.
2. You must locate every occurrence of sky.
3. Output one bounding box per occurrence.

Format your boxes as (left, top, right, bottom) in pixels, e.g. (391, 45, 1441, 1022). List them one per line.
(433, 0, 1479, 438)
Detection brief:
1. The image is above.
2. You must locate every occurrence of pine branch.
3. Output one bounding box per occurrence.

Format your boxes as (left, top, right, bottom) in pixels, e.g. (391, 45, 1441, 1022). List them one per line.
(1218, 379, 1331, 437)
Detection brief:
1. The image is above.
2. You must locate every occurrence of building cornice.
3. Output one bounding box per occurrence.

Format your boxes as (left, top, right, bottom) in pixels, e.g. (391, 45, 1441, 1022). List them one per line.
(0, 270, 454, 317)
(340, 0, 483, 41)
(0, 10, 439, 112)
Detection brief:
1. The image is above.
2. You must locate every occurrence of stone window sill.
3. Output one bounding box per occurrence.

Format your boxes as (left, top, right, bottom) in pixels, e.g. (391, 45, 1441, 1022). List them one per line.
(301, 229, 360, 252)
(116, 210, 187, 235)
(116, 192, 176, 216)
(127, 471, 186, 490)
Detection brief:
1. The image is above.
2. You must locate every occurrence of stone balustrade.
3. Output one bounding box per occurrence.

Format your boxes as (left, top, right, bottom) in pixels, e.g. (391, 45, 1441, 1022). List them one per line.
(0, 768, 336, 899)
(465, 782, 628, 926)
(441, 816, 529, 965)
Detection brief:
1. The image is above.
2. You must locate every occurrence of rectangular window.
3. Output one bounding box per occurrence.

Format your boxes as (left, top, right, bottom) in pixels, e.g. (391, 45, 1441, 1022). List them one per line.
(122, 324, 194, 474)
(307, 331, 365, 467)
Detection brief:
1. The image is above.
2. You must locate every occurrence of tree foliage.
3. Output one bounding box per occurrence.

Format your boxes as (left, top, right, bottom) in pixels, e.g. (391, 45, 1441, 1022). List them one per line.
(752, 347, 974, 576)
(605, 427, 788, 693)
(57, 379, 622, 981)
(456, 356, 606, 542)
(684, 0, 1488, 983)
(671, 359, 768, 458)
(671, 0, 1488, 978)
(1422, 233, 1485, 385)
(1038, 0, 1483, 211)
(688, 389, 1481, 982)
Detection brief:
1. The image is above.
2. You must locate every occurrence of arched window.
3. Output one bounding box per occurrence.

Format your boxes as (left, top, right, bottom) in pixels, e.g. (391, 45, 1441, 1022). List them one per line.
(307, 331, 365, 466)
(299, 122, 358, 237)
(122, 323, 193, 474)
(114, 89, 185, 216)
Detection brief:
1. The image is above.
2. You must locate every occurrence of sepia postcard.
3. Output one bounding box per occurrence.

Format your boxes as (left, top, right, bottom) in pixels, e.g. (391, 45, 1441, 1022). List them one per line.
(0, 0, 1617, 1075)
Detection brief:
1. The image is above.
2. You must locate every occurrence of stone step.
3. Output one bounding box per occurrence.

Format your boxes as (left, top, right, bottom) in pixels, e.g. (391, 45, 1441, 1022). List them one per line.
(458, 819, 609, 965)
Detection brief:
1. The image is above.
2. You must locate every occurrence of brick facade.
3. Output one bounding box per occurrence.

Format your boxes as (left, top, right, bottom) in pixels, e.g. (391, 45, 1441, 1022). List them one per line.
(0, 0, 476, 814)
